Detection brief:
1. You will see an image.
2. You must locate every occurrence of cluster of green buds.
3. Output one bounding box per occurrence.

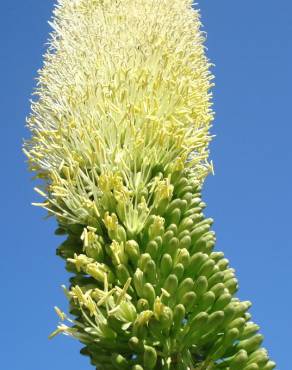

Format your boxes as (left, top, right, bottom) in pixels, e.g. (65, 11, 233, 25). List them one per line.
(52, 173, 275, 370)
(24, 0, 275, 369)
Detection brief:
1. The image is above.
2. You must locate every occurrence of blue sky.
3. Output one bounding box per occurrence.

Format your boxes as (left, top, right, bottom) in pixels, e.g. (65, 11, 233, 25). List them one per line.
(0, 1, 291, 369)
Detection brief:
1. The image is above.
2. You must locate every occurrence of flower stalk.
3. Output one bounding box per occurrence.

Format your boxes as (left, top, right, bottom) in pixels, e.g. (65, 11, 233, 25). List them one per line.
(25, 1, 275, 369)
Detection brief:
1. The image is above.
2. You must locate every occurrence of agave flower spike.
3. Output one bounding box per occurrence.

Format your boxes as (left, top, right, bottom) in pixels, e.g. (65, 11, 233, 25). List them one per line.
(25, 1, 276, 369)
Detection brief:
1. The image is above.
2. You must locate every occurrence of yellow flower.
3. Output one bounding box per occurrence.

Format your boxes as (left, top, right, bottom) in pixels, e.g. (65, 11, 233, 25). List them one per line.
(25, 0, 214, 227)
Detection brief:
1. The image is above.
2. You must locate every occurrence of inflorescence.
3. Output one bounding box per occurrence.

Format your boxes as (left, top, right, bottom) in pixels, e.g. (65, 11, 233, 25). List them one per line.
(24, 1, 275, 369)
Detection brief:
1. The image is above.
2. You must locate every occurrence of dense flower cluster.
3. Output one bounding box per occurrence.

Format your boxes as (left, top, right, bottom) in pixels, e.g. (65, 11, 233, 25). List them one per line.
(25, 0, 275, 369)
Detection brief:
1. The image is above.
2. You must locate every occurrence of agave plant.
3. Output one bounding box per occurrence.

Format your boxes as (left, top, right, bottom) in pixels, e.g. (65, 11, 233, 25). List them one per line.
(24, 0, 275, 369)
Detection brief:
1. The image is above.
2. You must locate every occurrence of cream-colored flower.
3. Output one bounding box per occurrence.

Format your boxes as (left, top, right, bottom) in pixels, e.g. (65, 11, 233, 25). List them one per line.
(25, 0, 214, 227)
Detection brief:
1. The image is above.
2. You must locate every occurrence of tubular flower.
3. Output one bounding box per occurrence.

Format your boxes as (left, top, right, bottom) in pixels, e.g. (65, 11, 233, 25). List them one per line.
(25, 1, 275, 369)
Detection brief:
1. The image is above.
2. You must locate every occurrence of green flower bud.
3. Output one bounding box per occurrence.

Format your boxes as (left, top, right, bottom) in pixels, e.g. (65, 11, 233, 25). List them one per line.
(176, 248, 190, 268)
(163, 274, 179, 295)
(225, 277, 239, 294)
(181, 291, 197, 312)
(162, 230, 175, 245)
(205, 311, 225, 333)
(145, 240, 159, 260)
(178, 217, 194, 233)
(178, 229, 190, 239)
(166, 224, 178, 235)
(213, 292, 232, 311)
(116, 264, 131, 285)
(184, 207, 202, 218)
(184, 312, 209, 345)
(210, 251, 225, 262)
(243, 364, 259, 370)
(208, 271, 225, 288)
(132, 366, 144, 370)
(194, 233, 216, 254)
(241, 322, 260, 339)
(191, 311, 209, 328)
(177, 185, 193, 197)
(217, 258, 230, 271)
(142, 283, 156, 306)
(134, 269, 144, 297)
(172, 263, 185, 281)
(160, 306, 173, 329)
(175, 178, 189, 193)
(198, 291, 216, 312)
(210, 283, 226, 298)
(194, 275, 208, 296)
(185, 252, 208, 277)
(245, 313, 252, 321)
(172, 304, 186, 333)
(227, 317, 246, 331)
(139, 253, 152, 271)
(143, 345, 157, 369)
(223, 268, 236, 282)
(168, 208, 182, 225)
(144, 260, 157, 284)
(224, 327, 240, 344)
(230, 350, 249, 369)
(179, 235, 192, 250)
(111, 353, 129, 369)
(248, 349, 269, 367)
(164, 237, 179, 257)
(237, 334, 264, 354)
(182, 192, 193, 203)
(160, 254, 173, 277)
(221, 303, 238, 327)
(197, 258, 216, 278)
(155, 198, 170, 215)
(262, 361, 276, 370)
(129, 336, 141, 352)
(190, 224, 210, 244)
(177, 278, 194, 301)
(167, 199, 187, 215)
(125, 240, 140, 266)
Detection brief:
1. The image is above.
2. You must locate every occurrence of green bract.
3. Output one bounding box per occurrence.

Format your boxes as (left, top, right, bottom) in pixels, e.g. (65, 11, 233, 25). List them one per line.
(24, 0, 275, 369)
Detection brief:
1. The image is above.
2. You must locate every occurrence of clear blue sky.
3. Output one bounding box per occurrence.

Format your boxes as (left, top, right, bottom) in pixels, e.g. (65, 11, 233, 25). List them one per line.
(1, 1, 291, 369)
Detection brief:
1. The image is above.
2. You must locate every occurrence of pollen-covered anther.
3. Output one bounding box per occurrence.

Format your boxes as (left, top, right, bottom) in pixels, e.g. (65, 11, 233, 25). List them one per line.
(67, 253, 94, 272)
(103, 212, 118, 232)
(54, 306, 67, 321)
(109, 240, 128, 266)
(154, 177, 174, 205)
(148, 216, 165, 239)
